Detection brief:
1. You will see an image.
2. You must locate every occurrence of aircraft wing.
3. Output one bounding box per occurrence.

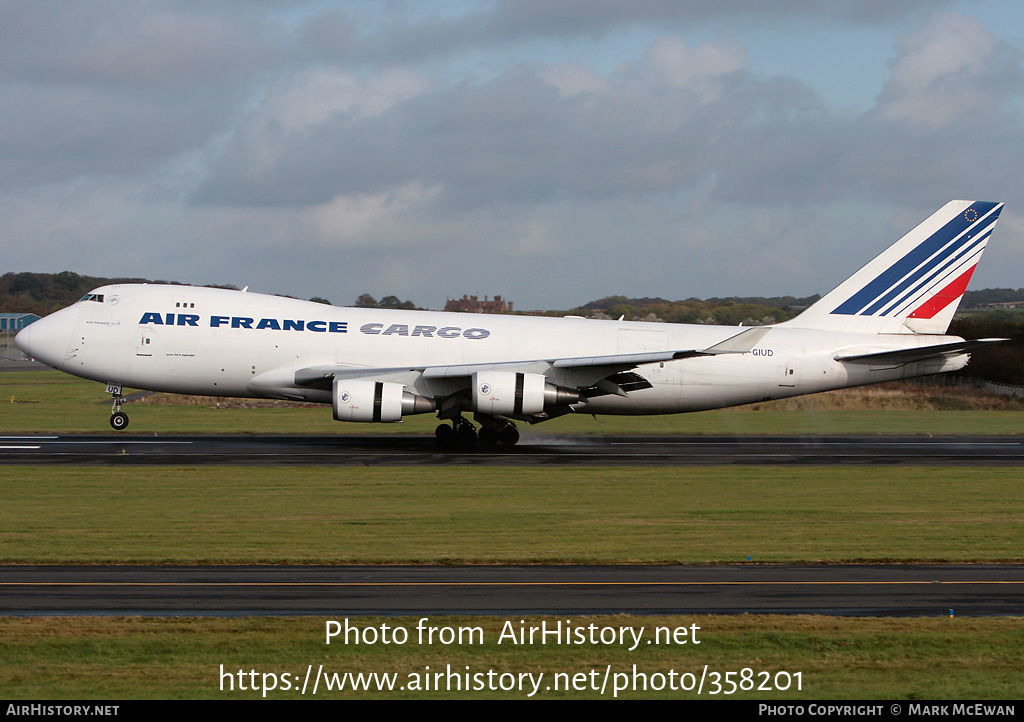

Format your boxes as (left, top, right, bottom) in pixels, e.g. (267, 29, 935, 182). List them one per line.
(551, 326, 771, 368)
(834, 338, 1007, 365)
(295, 326, 771, 392)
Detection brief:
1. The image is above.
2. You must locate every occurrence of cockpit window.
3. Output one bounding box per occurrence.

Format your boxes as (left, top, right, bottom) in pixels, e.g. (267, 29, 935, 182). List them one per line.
(79, 294, 105, 303)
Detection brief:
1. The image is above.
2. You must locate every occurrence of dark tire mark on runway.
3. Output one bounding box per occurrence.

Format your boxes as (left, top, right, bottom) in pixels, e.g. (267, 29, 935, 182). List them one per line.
(2, 434, 1023, 466)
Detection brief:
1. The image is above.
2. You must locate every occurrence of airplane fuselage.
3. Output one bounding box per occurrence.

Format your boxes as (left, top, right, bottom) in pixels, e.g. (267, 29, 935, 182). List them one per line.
(22, 283, 966, 416)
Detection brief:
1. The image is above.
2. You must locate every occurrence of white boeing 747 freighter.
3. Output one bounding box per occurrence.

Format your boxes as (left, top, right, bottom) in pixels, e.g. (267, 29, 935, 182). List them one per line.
(17, 201, 1006, 446)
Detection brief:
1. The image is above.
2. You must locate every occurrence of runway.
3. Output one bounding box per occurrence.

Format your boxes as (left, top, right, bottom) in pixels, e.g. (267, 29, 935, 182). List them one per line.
(5, 432, 1021, 618)
(2, 433, 1023, 465)
(3, 564, 1022, 617)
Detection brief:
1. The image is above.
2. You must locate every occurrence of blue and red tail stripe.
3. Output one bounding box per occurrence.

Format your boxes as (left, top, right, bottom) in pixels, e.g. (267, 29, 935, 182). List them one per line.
(875, 228, 988, 317)
(906, 264, 977, 320)
(831, 201, 1001, 317)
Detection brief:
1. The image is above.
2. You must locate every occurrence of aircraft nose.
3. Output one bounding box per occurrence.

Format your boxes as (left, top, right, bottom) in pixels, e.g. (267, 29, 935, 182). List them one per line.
(14, 323, 31, 354)
(16, 306, 78, 370)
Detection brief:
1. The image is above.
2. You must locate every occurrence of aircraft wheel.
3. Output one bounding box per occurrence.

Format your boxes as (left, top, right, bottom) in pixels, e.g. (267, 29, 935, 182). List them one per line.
(498, 426, 520, 446)
(110, 412, 130, 431)
(435, 424, 456, 446)
(457, 424, 478, 447)
(477, 426, 499, 446)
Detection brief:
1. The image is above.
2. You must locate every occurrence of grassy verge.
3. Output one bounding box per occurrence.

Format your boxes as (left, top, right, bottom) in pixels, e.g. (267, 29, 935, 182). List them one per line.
(2, 466, 1022, 564)
(4, 371, 1023, 701)
(1, 615, 1021, 699)
(4, 370, 1024, 435)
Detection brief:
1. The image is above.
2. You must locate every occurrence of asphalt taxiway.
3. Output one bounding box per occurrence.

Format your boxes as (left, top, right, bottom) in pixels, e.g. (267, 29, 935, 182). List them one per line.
(3, 564, 1022, 617)
(2, 433, 1024, 465)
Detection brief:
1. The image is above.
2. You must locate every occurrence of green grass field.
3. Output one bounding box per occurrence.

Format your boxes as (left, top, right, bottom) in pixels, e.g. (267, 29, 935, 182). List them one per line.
(2, 615, 1022, 699)
(4, 369, 1024, 435)
(2, 466, 1022, 564)
(1, 463, 1022, 699)
(2, 369, 1023, 700)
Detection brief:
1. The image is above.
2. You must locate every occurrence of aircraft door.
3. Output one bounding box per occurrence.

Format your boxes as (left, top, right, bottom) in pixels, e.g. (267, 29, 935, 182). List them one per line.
(137, 328, 155, 357)
(778, 360, 799, 387)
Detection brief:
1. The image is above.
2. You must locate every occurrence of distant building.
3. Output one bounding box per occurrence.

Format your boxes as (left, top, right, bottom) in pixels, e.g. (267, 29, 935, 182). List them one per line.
(987, 302, 1024, 309)
(0, 313, 38, 360)
(444, 294, 513, 313)
(0, 313, 40, 332)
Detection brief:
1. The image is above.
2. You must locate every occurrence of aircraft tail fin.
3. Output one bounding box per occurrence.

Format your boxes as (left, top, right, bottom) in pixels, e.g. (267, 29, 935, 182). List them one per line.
(783, 201, 1002, 335)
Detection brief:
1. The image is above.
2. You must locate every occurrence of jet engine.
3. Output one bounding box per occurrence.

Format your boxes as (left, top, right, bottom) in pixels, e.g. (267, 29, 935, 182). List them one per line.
(472, 371, 582, 416)
(332, 378, 435, 422)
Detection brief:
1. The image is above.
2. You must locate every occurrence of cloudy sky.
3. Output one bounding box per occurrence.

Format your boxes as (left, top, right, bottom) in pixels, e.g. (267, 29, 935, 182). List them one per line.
(3, 0, 1024, 309)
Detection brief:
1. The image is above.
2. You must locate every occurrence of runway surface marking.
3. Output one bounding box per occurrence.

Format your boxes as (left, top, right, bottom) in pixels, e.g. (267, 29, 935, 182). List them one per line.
(4, 433, 1023, 466)
(7, 566, 1020, 614)
(7, 436, 1023, 444)
(608, 441, 1023, 445)
(1, 440, 194, 444)
(5, 580, 1022, 586)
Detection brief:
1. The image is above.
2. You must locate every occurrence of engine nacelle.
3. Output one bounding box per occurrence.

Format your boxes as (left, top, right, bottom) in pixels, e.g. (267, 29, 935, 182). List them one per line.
(332, 378, 435, 422)
(472, 371, 581, 416)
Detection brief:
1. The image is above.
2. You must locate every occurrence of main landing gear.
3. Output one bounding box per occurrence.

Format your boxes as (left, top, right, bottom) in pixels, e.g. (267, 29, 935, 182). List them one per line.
(109, 386, 129, 430)
(435, 417, 520, 447)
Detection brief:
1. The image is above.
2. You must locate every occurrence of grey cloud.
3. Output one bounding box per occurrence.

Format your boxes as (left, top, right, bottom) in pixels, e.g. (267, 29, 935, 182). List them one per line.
(2, 3, 1023, 309)
(480, 0, 961, 34)
(872, 11, 1024, 128)
(195, 10, 1024, 217)
(300, 0, 963, 66)
(192, 39, 830, 209)
(0, 1, 283, 188)
(0, 82, 232, 188)
(183, 9, 1024, 308)
(0, 1, 276, 86)
(839, 13, 1024, 204)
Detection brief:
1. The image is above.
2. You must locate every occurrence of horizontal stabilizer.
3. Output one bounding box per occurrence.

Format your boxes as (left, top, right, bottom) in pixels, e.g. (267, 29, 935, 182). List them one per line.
(834, 338, 1007, 365)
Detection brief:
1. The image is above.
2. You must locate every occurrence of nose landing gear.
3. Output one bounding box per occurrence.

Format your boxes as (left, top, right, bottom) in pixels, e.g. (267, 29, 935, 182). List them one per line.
(108, 385, 129, 430)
